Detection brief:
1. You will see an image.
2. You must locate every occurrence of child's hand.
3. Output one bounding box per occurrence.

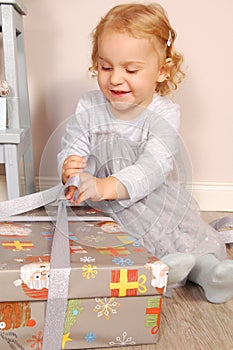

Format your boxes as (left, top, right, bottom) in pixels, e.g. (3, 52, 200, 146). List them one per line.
(62, 155, 87, 202)
(62, 155, 87, 184)
(64, 172, 103, 204)
(74, 173, 130, 205)
(62, 155, 129, 204)
(75, 172, 104, 204)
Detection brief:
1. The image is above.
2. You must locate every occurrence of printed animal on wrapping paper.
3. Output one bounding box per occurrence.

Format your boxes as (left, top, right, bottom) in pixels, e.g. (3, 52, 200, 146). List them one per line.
(144, 261, 168, 294)
(0, 222, 32, 237)
(0, 301, 36, 331)
(14, 256, 50, 299)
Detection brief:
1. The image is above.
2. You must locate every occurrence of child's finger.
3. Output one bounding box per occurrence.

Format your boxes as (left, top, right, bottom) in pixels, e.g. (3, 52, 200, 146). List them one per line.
(62, 165, 86, 184)
(64, 156, 87, 170)
(65, 185, 78, 201)
(65, 160, 87, 170)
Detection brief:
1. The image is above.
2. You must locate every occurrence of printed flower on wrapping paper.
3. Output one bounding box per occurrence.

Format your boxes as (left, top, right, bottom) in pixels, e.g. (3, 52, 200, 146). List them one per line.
(83, 234, 106, 243)
(82, 264, 98, 279)
(80, 256, 95, 263)
(112, 257, 134, 267)
(93, 297, 120, 320)
(109, 331, 136, 346)
(85, 331, 97, 343)
(26, 331, 43, 349)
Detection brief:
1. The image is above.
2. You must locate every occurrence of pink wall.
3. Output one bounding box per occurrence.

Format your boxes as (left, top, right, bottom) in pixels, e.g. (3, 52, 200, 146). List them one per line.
(22, 0, 232, 189)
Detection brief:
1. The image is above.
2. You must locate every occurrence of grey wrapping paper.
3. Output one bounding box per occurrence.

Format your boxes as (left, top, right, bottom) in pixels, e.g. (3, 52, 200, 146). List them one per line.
(0, 211, 167, 349)
(0, 214, 168, 302)
(0, 295, 162, 349)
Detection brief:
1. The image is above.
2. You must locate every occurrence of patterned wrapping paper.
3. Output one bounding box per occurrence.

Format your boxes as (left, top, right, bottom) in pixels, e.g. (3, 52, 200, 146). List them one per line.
(0, 205, 168, 349)
(0, 295, 162, 349)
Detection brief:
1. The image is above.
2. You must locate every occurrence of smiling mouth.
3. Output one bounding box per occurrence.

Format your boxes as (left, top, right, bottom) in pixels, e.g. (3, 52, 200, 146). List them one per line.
(110, 90, 131, 96)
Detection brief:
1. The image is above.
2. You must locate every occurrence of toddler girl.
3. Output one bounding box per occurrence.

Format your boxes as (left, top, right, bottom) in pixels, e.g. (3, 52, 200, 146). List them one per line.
(57, 3, 233, 303)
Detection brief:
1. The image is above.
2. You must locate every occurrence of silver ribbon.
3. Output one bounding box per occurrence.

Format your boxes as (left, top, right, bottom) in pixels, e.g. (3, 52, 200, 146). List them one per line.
(0, 183, 62, 218)
(41, 178, 80, 350)
(42, 199, 71, 350)
(210, 216, 233, 245)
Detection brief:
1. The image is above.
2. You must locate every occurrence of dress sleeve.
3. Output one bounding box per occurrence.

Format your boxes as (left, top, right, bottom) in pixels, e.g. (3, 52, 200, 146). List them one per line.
(57, 96, 91, 179)
(112, 104, 180, 207)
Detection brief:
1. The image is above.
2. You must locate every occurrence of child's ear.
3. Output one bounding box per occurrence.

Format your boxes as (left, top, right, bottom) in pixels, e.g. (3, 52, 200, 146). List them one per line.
(157, 58, 172, 83)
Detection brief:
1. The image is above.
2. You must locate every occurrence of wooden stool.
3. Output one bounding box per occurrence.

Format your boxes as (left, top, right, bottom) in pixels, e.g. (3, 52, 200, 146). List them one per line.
(0, 0, 35, 199)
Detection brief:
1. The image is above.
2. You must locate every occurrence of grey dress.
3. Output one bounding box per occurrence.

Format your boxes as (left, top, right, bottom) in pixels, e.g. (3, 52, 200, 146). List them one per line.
(57, 90, 226, 260)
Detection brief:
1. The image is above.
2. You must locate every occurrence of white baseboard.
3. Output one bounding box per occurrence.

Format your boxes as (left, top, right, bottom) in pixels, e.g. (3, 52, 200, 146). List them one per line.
(188, 182, 233, 212)
(1, 175, 233, 211)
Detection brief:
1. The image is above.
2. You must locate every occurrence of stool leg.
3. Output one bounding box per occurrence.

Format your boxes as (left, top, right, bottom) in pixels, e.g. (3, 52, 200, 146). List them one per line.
(17, 32, 35, 194)
(23, 143, 35, 194)
(4, 144, 21, 199)
(1, 4, 35, 197)
(1, 4, 21, 128)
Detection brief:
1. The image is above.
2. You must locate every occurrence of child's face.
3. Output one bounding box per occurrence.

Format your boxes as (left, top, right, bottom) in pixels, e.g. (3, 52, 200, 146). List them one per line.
(97, 31, 166, 118)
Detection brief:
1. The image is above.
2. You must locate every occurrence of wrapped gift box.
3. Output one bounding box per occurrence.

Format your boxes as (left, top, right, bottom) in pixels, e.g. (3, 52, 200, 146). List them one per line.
(0, 205, 168, 349)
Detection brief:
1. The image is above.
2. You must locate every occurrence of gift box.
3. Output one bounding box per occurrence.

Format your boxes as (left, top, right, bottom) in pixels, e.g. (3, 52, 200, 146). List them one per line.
(0, 205, 168, 349)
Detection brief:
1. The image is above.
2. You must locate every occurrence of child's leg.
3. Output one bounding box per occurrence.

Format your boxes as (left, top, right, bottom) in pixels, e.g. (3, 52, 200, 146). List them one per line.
(188, 254, 233, 303)
(161, 253, 196, 285)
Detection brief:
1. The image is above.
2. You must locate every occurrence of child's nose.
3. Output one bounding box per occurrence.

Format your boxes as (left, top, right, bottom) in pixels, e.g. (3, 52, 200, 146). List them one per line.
(110, 68, 124, 85)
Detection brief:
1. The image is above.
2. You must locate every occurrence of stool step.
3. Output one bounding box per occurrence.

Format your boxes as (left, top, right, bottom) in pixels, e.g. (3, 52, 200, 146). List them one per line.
(0, 128, 27, 144)
(0, 0, 27, 15)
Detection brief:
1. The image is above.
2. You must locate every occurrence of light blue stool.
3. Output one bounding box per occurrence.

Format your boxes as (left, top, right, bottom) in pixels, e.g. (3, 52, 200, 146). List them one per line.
(0, 0, 35, 198)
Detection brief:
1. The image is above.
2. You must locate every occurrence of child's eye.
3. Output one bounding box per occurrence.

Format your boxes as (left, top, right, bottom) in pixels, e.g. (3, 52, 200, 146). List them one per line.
(101, 66, 112, 71)
(126, 69, 138, 74)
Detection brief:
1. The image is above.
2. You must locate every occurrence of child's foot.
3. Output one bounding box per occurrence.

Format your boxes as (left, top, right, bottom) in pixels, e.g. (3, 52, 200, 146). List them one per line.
(161, 253, 196, 285)
(188, 254, 233, 303)
(201, 260, 233, 303)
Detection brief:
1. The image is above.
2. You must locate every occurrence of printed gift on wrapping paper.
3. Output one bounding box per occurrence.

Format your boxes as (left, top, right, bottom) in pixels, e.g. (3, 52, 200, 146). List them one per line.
(0, 204, 168, 349)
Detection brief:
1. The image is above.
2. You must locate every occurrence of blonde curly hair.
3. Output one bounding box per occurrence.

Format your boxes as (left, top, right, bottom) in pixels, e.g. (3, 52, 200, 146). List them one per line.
(89, 2, 185, 96)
